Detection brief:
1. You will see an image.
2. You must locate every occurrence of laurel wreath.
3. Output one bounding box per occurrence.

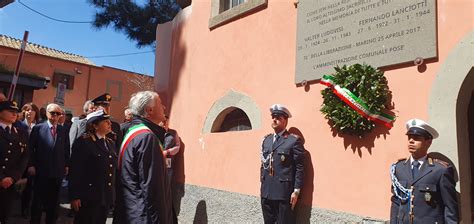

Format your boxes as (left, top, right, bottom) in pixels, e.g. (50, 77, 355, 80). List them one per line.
(320, 64, 392, 137)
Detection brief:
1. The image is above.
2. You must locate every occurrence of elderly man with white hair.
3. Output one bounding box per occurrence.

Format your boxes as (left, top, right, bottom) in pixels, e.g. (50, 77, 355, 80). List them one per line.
(28, 103, 70, 224)
(113, 91, 172, 224)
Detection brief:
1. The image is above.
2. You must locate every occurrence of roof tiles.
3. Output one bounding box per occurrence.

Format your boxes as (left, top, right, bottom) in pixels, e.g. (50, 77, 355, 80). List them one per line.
(0, 34, 95, 66)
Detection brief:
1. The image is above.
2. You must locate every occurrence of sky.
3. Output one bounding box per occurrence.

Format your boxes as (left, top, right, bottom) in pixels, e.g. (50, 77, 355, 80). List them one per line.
(0, 0, 156, 76)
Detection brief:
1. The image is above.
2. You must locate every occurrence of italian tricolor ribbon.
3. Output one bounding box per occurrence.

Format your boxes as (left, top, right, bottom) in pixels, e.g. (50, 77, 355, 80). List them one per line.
(119, 124, 153, 169)
(320, 75, 395, 128)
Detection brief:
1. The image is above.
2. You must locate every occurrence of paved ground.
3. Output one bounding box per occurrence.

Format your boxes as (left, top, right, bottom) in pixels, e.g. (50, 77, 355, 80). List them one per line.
(8, 194, 113, 224)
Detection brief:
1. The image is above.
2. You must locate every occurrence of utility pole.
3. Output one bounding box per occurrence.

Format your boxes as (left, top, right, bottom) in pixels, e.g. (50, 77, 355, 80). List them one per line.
(7, 30, 28, 101)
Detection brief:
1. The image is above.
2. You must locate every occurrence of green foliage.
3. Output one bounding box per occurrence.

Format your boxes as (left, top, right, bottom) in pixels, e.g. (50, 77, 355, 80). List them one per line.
(88, 0, 181, 48)
(320, 64, 391, 137)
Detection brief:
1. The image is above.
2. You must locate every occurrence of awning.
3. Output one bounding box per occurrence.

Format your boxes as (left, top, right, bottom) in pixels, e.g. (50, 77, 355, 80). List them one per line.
(0, 72, 50, 89)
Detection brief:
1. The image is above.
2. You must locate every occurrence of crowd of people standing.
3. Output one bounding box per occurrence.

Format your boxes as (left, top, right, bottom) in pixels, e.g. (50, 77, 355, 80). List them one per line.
(0, 89, 459, 224)
(0, 91, 181, 224)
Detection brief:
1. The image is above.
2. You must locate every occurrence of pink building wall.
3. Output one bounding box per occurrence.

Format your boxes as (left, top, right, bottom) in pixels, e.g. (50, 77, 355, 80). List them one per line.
(156, 0, 474, 220)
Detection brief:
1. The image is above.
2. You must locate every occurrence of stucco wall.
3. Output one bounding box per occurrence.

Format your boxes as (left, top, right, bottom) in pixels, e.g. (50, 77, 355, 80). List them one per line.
(156, 0, 474, 220)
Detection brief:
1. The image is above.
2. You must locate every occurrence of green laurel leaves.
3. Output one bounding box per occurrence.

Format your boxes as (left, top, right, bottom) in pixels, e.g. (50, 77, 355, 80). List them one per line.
(320, 64, 391, 137)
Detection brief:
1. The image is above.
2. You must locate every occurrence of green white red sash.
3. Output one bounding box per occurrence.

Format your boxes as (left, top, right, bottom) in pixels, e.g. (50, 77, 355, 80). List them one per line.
(118, 124, 153, 169)
(320, 75, 395, 128)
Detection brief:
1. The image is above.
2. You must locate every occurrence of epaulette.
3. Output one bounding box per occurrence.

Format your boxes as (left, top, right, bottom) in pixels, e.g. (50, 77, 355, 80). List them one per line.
(395, 157, 409, 164)
(263, 133, 272, 139)
(105, 136, 113, 143)
(82, 133, 96, 141)
(433, 159, 449, 168)
(262, 133, 272, 145)
(290, 133, 300, 139)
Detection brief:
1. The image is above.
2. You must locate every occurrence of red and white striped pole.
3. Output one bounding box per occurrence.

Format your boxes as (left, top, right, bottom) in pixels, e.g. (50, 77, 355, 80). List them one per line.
(7, 30, 29, 101)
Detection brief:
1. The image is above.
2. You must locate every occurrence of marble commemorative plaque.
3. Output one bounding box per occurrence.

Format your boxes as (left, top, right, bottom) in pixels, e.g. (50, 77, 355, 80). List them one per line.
(295, 0, 437, 83)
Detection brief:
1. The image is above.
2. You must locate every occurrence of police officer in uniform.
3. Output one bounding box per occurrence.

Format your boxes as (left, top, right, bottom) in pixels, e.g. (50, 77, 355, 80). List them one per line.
(69, 109, 117, 224)
(0, 101, 29, 224)
(390, 119, 459, 224)
(260, 104, 305, 224)
(91, 93, 122, 154)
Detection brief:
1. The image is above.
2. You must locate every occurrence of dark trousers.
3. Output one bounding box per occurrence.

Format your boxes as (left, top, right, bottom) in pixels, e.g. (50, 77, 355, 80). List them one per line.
(261, 198, 295, 224)
(0, 187, 15, 224)
(21, 175, 34, 215)
(167, 168, 178, 224)
(30, 177, 61, 224)
(74, 202, 108, 224)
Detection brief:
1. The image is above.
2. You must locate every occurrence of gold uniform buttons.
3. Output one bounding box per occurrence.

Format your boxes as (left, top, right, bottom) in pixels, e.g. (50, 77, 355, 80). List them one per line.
(7, 150, 11, 154)
(5, 158, 8, 162)
(109, 156, 112, 159)
(109, 164, 113, 167)
(109, 173, 112, 177)
(108, 182, 112, 186)
(1, 166, 5, 169)
(9, 143, 12, 146)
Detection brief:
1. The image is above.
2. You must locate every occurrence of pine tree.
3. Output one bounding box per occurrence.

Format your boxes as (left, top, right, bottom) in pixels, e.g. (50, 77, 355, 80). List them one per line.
(88, 0, 182, 48)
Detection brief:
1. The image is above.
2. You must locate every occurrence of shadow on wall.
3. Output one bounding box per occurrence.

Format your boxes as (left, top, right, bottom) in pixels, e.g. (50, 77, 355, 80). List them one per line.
(331, 122, 392, 158)
(428, 152, 459, 183)
(327, 82, 396, 157)
(288, 127, 314, 224)
(193, 200, 208, 224)
(160, 14, 187, 113)
(172, 139, 186, 217)
(427, 152, 461, 208)
(332, 60, 442, 156)
(299, 67, 429, 158)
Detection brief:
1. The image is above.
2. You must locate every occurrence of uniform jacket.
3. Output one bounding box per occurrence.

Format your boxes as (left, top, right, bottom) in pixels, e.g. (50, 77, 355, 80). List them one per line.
(70, 119, 122, 154)
(163, 129, 180, 170)
(114, 117, 171, 224)
(15, 120, 30, 136)
(0, 126, 29, 182)
(69, 118, 87, 150)
(260, 131, 305, 201)
(28, 122, 70, 178)
(69, 133, 117, 207)
(110, 120, 122, 153)
(390, 157, 459, 224)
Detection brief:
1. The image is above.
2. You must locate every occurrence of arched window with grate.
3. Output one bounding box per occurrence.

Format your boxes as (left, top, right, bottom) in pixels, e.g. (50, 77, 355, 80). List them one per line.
(211, 107, 252, 133)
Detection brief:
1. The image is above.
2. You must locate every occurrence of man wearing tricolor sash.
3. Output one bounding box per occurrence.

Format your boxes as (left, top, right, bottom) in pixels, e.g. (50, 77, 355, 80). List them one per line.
(390, 119, 458, 224)
(113, 91, 171, 224)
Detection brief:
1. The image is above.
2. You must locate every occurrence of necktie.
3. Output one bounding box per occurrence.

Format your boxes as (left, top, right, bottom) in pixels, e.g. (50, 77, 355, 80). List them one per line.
(412, 160, 420, 179)
(4, 126, 10, 134)
(273, 134, 280, 143)
(102, 138, 108, 151)
(51, 126, 56, 137)
(272, 134, 280, 148)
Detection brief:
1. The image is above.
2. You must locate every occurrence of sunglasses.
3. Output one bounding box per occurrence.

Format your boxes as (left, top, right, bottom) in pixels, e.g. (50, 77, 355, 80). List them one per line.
(48, 111, 62, 116)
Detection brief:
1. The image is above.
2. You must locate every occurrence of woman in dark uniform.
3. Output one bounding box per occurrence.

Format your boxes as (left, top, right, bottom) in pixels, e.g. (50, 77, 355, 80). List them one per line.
(68, 109, 117, 224)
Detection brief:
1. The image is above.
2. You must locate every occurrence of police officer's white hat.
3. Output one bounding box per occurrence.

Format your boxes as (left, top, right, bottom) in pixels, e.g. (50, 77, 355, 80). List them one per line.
(86, 109, 110, 124)
(405, 118, 439, 139)
(269, 104, 292, 118)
